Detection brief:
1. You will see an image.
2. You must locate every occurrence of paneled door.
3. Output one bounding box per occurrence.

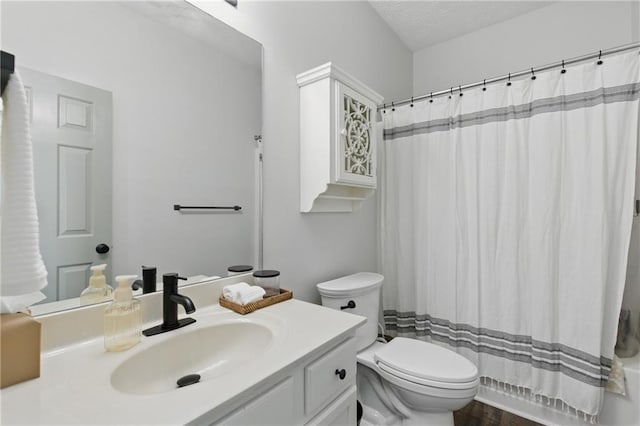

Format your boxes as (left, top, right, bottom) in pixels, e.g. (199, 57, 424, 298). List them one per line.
(20, 67, 112, 303)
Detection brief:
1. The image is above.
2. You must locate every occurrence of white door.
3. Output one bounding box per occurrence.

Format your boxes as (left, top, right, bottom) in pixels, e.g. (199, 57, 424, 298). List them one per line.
(20, 67, 112, 303)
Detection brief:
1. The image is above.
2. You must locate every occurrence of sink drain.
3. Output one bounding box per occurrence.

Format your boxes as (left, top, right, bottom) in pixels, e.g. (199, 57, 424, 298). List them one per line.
(177, 373, 201, 388)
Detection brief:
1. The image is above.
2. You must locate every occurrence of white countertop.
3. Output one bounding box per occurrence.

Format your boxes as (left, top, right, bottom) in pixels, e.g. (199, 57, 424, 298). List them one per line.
(1, 298, 365, 425)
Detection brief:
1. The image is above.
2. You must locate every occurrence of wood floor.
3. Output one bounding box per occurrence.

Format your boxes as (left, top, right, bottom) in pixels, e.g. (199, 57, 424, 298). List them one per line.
(454, 400, 542, 426)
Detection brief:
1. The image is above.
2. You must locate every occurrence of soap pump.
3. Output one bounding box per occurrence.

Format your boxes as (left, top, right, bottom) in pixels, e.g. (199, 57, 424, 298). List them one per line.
(104, 275, 142, 352)
(80, 264, 113, 305)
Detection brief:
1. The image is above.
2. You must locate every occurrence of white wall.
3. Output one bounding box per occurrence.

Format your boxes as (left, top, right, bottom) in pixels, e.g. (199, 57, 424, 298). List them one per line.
(191, 1, 413, 302)
(413, 1, 639, 94)
(2, 2, 260, 283)
(412, 1, 640, 333)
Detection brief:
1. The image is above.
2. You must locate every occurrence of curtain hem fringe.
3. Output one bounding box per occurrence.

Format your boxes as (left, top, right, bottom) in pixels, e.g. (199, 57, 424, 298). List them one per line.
(480, 376, 599, 424)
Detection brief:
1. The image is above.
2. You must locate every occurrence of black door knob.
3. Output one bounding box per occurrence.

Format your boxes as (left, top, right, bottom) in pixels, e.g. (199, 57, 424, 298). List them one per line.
(96, 243, 110, 254)
(335, 369, 346, 380)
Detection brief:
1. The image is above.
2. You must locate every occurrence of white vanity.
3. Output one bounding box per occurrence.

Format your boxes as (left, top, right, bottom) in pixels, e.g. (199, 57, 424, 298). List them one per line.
(0, 276, 365, 425)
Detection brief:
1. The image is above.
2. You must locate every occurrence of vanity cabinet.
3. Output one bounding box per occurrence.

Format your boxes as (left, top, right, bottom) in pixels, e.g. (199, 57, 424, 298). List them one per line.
(297, 63, 384, 213)
(211, 337, 357, 426)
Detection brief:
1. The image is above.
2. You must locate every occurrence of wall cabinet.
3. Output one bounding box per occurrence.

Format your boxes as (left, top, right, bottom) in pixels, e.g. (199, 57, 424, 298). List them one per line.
(206, 337, 358, 426)
(297, 63, 383, 213)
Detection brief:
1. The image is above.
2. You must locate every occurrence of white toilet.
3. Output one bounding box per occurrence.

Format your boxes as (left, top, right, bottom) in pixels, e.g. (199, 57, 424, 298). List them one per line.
(317, 272, 479, 426)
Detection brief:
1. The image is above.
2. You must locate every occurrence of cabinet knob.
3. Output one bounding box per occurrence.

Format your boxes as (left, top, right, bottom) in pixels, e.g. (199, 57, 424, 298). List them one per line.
(335, 369, 346, 380)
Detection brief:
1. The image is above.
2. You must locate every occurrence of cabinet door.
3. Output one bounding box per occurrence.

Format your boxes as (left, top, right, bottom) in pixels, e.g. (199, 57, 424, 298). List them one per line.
(305, 338, 356, 416)
(305, 386, 357, 426)
(216, 377, 295, 425)
(335, 82, 377, 187)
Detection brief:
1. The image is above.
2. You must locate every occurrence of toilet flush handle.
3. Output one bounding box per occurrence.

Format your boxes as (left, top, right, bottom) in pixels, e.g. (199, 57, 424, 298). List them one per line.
(335, 369, 347, 380)
(340, 300, 356, 310)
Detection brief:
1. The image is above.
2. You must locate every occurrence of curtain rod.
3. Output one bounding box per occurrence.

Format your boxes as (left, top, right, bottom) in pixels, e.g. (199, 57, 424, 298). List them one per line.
(379, 42, 640, 111)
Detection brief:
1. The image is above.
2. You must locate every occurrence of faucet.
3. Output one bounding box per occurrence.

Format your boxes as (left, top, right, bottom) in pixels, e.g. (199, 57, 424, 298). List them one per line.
(142, 273, 196, 336)
(131, 266, 157, 294)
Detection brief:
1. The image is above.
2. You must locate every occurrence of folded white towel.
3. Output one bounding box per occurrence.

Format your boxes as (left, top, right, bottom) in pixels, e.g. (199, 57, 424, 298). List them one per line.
(222, 282, 251, 302)
(237, 286, 265, 305)
(222, 282, 266, 305)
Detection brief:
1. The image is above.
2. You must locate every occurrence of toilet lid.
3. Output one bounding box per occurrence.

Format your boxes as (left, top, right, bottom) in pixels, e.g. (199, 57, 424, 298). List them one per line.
(374, 338, 478, 384)
(316, 272, 383, 296)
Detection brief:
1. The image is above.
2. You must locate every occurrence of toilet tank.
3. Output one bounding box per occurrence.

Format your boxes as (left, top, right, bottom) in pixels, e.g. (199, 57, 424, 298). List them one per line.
(316, 272, 383, 351)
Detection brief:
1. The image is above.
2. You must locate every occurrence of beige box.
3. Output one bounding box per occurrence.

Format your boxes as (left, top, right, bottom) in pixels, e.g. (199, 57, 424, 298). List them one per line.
(0, 313, 41, 388)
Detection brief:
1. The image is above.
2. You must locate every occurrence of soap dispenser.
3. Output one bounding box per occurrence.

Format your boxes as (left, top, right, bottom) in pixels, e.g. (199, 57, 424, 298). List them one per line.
(80, 264, 113, 305)
(104, 275, 142, 352)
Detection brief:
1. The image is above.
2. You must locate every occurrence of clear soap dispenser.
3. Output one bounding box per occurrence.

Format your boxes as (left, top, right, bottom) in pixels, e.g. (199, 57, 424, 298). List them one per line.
(80, 264, 113, 305)
(104, 275, 142, 352)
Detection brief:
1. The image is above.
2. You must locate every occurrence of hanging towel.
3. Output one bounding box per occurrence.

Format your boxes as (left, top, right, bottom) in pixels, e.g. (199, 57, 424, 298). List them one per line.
(1, 71, 47, 313)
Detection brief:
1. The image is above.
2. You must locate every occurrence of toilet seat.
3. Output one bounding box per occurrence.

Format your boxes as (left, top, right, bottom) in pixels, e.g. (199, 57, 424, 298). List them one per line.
(373, 337, 479, 390)
(376, 363, 479, 400)
(377, 362, 478, 390)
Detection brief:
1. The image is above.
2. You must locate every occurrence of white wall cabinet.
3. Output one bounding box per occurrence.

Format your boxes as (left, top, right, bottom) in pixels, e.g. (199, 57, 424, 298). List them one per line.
(297, 63, 383, 213)
(205, 337, 358, 426)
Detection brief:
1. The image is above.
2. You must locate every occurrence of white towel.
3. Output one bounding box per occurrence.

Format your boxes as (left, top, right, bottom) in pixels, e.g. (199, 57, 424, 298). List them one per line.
(222, 282, 251, 302)
(1, 71, 47, 313)
(237, 286, 265, 305)
(222, 282, 265, 305)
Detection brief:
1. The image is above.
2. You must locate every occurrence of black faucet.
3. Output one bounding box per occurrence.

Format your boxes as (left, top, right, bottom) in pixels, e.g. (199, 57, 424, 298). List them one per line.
(143, 273, 196, 337)
(132, 266, 157, 294)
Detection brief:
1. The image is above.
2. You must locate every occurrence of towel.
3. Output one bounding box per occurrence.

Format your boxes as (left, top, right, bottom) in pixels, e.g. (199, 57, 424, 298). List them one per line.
(236, 286, 266, 305)
(222, 282, 265, 305)
(222, 282, 251, 301)
(605, 355, 626, 396)
(1, 71, 47, 313)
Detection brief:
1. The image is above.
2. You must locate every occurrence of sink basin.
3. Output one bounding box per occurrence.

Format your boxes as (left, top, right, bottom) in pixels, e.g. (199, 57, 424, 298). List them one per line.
(111, 320, 274, 395)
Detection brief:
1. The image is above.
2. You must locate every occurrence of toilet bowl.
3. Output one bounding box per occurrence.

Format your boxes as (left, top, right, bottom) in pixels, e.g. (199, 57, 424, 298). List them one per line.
(317, 273, 479, 426)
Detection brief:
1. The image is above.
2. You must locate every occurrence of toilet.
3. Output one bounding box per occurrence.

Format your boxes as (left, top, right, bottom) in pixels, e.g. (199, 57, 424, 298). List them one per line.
(317, 272, 479, 426)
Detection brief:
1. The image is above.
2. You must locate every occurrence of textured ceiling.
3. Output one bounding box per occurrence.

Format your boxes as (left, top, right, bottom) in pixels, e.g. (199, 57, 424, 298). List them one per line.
(369, 1, 554, 52)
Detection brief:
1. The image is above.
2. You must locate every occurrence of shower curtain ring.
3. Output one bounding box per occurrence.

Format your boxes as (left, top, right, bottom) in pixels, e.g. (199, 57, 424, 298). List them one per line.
(507, 73, 512, 86)
(391, 101, 395, 112)
(459, 85, 463, 96)
(429, 92, 434, 103)
(531, 67, 536, 80)
(449, 87, 453, 99)
(483, 79, 487, 91)
(410, 96, 414, 107)
(597, 50, 603, 65)
(382, 103, 386, 113)
(561, 60, 566, 74)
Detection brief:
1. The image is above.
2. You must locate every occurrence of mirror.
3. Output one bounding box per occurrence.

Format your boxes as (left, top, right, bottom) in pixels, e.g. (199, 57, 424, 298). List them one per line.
(1, 0, 262, 315)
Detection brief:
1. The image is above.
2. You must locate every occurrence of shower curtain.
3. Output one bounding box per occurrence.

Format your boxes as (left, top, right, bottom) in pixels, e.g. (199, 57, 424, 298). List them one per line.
(379, 50, 640, 420)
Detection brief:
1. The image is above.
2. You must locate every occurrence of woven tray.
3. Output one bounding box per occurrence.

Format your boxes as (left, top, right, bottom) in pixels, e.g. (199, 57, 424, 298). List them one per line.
(219, 288, 293, 315)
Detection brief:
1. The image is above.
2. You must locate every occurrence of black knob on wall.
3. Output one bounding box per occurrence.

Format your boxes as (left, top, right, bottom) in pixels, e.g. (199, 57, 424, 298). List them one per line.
(96, 243, 110, 254)
(335, 369, 346, 380)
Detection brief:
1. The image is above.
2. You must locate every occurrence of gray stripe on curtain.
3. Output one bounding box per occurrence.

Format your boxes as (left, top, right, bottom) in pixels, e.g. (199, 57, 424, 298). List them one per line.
(384, 310, 611, 387)
(383, 82, 640, 141)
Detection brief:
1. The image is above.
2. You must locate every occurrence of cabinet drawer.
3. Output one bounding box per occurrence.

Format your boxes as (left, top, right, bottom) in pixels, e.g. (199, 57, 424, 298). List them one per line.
(304, 338, 356, 416)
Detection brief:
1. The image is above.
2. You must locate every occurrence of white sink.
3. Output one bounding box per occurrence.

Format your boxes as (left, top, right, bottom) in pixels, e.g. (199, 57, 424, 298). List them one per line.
(111, 318, 275, 395)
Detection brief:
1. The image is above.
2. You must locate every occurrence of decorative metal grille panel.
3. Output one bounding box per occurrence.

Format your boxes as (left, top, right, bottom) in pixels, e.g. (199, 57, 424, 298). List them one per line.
(343, 94, 372, 177)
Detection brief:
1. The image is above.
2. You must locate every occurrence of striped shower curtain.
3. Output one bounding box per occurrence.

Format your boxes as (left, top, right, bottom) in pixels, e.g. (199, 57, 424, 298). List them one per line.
(379, 50, 639, 420)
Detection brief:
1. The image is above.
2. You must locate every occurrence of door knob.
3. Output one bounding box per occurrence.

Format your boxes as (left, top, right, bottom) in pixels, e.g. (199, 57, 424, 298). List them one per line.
(96, 243, 110, 254)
